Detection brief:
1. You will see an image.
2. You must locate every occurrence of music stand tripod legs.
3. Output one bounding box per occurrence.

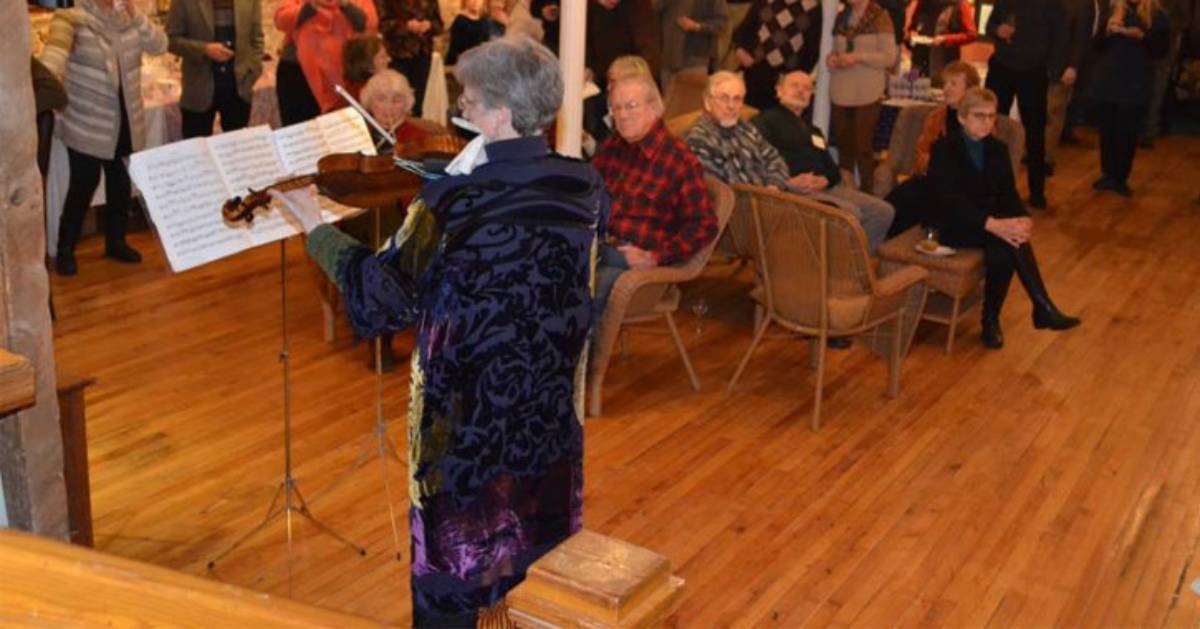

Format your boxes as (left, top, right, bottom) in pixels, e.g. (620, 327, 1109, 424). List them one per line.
(208, 240, 366, 573)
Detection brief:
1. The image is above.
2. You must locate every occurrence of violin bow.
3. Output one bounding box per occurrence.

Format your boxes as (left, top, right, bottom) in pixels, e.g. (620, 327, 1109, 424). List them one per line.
(335, 84, 398, 147)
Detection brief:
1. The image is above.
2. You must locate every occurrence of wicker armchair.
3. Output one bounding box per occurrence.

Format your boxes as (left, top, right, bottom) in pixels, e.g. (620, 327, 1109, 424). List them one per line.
(725, 185, 928, 431)
(875, 114, 1026, 353)
(874, 104, 1026, 198)
(585, 176, 735, 417)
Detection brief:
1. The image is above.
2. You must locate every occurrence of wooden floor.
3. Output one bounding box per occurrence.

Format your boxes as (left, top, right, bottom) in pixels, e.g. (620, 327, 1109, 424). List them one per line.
(51, 131, 1200, 627)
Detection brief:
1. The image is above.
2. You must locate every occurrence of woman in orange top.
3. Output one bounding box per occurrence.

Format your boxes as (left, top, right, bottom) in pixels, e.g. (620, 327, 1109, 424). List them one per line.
(274, 0, 378, 124)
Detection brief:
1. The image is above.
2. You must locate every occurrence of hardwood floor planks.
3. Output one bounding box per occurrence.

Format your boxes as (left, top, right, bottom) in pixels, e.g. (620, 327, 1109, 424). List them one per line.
(44, 130, 1200, 626)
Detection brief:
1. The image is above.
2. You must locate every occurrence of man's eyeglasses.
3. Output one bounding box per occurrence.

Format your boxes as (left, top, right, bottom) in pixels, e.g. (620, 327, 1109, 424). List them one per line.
(709, 93, 745, 105)
(609, 99, 646, 115)
(967, 111, 997, 121)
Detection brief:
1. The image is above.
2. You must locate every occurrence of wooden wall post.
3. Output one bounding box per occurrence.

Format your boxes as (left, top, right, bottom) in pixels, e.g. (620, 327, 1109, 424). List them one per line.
(0, 0, 68, 537)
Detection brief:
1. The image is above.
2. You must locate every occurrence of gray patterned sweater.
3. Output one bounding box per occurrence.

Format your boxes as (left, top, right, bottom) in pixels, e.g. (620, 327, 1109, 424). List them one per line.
(684, 114, 791, 189)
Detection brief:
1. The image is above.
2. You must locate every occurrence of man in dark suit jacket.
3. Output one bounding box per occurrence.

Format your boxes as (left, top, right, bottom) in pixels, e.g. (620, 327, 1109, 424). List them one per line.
(985, 0, 1068, 209)
(927, 87, 1079, 349)
(167, 0, 264, 138)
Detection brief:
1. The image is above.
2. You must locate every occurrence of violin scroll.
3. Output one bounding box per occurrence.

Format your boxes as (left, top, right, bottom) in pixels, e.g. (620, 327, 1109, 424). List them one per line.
(221, 176, 315, 225)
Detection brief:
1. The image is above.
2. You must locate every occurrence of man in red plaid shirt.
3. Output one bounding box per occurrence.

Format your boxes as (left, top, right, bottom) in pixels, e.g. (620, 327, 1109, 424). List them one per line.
(591, 70, 718, 314)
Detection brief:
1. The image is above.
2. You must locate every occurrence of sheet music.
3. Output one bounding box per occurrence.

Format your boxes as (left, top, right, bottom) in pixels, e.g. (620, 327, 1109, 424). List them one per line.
(319, 198, 367, 224)
(273, 119, 329, 175)
(130, 108, 389, 272)
(319, 108, 376, 155)
(208, 125, 301, 246)
(129, 139, 248, 272)
(208, 125, 287, 194)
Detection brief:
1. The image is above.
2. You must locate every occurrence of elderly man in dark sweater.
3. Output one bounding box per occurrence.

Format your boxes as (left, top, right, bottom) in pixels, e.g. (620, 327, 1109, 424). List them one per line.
(985, 0, 1068, 209)
(752, 69, 893, 251)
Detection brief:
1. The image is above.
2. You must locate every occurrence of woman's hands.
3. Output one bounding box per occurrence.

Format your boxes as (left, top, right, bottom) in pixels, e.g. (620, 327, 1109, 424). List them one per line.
(985, 216, 1033, 247)
(827, 51, 858, 69)
(269, 186, 324, 234)
(1107, 17, 1145, 39)
(405, 18, 433, 34)
(676, 15, 702, 32)
(735, 47, 755, 69)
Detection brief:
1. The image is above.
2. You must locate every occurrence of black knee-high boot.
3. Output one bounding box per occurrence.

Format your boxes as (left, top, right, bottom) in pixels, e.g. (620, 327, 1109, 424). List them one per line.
(980, 238, 1016, 349)
(1011, 243, 1081, 330)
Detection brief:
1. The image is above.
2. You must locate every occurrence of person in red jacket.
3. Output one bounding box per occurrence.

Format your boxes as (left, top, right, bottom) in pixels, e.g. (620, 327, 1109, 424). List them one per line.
(905, 0, 977, 80)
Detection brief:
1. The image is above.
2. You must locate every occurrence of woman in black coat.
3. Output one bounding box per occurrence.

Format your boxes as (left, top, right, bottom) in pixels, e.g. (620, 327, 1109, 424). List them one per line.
(1090, 0, 1170, 196)
(927, 87, 1080, 349)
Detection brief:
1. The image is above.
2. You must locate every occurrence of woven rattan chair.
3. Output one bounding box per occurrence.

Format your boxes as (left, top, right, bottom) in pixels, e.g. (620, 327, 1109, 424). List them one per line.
(725, 184, 928, 430)
(876, 114, 1025, 353)
(585, 176, 735, 417)
(874, 104, 1026, 198)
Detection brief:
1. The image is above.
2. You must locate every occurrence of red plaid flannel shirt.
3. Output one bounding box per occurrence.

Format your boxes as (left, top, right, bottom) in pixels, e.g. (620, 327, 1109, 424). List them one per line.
(592, 121, 717, 266)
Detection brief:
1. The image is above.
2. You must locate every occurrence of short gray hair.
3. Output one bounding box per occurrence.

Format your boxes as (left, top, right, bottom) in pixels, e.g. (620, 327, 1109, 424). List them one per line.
(455, 36, 563, 136)
(609, 73, 663, 117)
(958, 87, 998, 117)
(704, 70, 745, 99)
(360, 70, 414, 115)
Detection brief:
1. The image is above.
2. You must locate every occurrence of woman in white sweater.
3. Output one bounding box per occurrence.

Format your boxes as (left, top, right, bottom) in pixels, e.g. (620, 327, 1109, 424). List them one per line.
(827, 0, 896, 195)
(40, 0, 167, 276)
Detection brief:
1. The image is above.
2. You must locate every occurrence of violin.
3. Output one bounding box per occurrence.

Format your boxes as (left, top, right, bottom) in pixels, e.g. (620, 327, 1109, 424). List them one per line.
(221, 133, 467, 225)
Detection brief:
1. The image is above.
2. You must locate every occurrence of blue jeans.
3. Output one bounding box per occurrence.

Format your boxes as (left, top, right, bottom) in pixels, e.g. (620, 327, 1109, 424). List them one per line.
(593, 244, 630, 320)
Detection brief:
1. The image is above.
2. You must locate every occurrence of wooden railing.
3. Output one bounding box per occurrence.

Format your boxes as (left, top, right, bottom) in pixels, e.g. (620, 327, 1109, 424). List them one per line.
(0, 529, 387, 627)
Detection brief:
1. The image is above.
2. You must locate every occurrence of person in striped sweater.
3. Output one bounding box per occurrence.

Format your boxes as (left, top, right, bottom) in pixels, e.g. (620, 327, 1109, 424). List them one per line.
(40, 0, 167, 276)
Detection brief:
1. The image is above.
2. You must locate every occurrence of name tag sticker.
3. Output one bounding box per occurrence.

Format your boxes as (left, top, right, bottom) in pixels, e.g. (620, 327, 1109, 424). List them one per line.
(812, 134, 827, 149)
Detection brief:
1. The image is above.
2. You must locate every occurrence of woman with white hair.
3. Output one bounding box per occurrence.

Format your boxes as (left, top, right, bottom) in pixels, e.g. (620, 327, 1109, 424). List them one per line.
(359, 68, 425, 148)
(340, 68, 425, 371)
(270, 37, 608, 626)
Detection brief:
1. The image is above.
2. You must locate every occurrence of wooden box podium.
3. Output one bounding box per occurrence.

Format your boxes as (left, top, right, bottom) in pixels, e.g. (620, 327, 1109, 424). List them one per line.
(506, 530, 685, 628)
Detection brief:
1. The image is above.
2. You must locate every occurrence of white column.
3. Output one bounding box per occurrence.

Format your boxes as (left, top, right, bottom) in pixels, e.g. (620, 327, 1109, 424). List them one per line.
(812, 0, 837, 135)
(556, 0, 587, 157)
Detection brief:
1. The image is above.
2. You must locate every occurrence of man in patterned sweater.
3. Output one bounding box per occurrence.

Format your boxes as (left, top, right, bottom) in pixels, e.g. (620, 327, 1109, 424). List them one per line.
(591, 70, 718, 315)
(687, 70, 893, 252)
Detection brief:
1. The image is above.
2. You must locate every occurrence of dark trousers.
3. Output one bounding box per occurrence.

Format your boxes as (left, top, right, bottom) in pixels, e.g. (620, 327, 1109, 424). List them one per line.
(939, 223, 1050, 323)
(1096, 100, 1146, 185)
(59, 92, 133, 256)
(391, 55, 431, 117)
(276, 60, 321, 126)
(37, 111, 55, 182)
(181, 72, 251, 138)
(981, 236, 1020, 320)
(884, 174, 933, 237)
(831, 102, 882, 194)
(583, 91, 610, 145)
(987, 62, 1048, 199)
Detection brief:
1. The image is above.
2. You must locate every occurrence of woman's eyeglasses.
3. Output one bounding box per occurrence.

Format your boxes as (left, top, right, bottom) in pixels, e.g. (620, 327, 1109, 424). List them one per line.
(458, 93, 481, 112)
